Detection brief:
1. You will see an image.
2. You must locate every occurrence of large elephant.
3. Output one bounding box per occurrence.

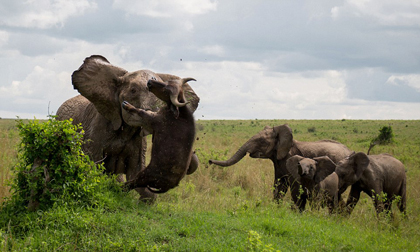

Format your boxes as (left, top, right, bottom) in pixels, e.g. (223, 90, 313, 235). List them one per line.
(335, 152, 406, 216)
(208, 124, 352, 201)
(286, 155, 339, 213)
(56, 55, 200, 201)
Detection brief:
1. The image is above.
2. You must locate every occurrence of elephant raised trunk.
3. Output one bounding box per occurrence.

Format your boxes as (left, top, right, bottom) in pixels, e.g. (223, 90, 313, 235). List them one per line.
(208, 138, 254, 167)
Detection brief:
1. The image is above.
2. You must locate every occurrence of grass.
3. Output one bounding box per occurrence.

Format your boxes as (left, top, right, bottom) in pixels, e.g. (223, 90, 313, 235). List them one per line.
(1, 118, 420, 251)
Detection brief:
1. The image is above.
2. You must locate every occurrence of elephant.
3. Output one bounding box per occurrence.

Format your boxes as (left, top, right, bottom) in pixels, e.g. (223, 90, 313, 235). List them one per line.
(208, 124, 353, 201)
(286, 155, 339, 213)
(122, 77, 197, 193)
(56, 55, 200, 202)
(335, 152, 406, 216)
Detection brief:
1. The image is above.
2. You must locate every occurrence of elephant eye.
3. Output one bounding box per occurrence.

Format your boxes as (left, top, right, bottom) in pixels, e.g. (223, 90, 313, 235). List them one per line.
(131, 88, 137, 94)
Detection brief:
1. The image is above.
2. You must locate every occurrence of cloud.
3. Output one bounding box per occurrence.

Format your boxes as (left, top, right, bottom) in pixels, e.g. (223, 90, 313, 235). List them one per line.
(344, 68, 420, 102)
(0, 30, 8, 46)
(112, 0, 218, 17)
(331, 0, 420, 27)
(1, 1, 420, 120)
(0, 0, 97, 29)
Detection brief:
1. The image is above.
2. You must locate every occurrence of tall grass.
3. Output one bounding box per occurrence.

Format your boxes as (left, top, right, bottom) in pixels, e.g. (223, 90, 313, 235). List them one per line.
(0, 120, 19, 203)
(1, 119, 420, 250)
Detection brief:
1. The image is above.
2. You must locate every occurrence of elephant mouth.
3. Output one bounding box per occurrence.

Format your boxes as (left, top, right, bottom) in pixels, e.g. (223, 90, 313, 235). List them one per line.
(249, 152, 260, 158)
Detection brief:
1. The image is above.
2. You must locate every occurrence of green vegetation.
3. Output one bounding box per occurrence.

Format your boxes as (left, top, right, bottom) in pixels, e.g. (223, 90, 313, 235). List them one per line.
(1, 119, 420, 251)
(368, 126, 394, 154)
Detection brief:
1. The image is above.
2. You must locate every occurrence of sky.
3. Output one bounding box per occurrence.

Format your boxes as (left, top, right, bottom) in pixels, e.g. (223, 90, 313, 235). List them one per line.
(1, 0, 420, 120)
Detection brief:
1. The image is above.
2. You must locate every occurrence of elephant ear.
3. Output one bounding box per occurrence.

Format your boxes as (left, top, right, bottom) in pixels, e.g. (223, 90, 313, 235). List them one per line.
(352, 152, 370, 180)
(72, 55, 128, 130)
(156, 73, 200, 113)
(286, 155, 305, 184)
(313, 156, 337, 184)
(274, 124, 293, 160)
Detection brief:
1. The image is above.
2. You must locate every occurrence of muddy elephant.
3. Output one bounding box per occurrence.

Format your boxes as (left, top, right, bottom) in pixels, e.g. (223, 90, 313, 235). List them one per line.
(56, 55, 200, 202)
(286, 155, 339, 213)
(335, 152, 406, 216)
(209, 124, 352, 201)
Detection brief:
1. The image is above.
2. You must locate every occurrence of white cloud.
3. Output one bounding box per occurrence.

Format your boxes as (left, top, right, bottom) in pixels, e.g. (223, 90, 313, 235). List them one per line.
(0, 30, 9, 46)
(332, 0, 420, 27)
(386, 74, 420, 92)
(198, 45, 225, 57)
(0, 0, 97, 29)
(1, 1, 420, 120)
(112, 0, 217, 17)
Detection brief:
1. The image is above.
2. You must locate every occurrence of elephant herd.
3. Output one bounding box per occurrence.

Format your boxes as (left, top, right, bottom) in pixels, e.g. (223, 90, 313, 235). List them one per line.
(57, 55, 406, 216)
(210, 125, 406, 216)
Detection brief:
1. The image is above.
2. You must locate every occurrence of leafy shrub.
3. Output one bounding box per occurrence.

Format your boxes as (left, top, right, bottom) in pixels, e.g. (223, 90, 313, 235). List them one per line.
(375, 126, 394, 144)
(368, 126, 394, 154)
(247, 230, 280, 252)
(2, 117, 107, 213)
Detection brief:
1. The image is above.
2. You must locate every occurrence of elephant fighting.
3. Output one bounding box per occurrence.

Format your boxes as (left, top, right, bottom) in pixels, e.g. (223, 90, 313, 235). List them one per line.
(57, 55, 200, 202)
(57, 55, 407, 218)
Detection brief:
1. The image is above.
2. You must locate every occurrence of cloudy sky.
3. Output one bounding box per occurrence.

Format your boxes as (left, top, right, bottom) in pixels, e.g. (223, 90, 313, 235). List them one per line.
(1, 0, 420, 120)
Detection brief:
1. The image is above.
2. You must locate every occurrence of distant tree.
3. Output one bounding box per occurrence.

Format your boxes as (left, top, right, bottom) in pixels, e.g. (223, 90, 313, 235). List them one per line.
(367, 126, 394, 154)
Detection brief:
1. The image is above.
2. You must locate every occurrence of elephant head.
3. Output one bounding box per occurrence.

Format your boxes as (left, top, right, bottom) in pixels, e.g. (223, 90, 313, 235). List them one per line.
(209, 124, 293, 166)
(71, 55, 199, 130)
(286, 155, 337, 186)
(334, 152, 370, 194)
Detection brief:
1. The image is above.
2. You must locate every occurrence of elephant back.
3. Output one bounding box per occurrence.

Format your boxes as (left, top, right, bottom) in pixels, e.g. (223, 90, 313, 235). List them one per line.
(295, 140, 352, 163)
(56, 95, 91, 123)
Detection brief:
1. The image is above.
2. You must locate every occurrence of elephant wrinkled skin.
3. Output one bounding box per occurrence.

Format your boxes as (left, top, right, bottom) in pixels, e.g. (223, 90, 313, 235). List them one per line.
(335, 152, 406, 216)
(209, 124, 352, 201)
(56, 55, 200, 202)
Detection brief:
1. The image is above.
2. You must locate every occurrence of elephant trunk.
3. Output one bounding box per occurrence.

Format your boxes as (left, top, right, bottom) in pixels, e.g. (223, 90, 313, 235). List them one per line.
(209, 138, 254, 167)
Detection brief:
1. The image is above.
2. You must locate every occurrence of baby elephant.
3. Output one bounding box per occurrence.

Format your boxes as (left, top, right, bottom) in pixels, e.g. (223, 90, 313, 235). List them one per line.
(122, 77, 197, 194)
(335, 152, 406, 216)
(286, 155, 339, 213)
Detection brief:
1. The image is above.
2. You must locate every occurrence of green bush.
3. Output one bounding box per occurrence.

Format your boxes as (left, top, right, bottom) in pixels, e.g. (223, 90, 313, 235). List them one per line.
(375, 125, 394, 144)
(368, 125, 394, 154)
(3, 117, 107, 213)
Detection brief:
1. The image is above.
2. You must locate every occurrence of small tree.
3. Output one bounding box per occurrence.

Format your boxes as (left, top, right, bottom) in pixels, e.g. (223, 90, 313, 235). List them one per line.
(368, 126, 394, 154)
(5, 117, 106, 212)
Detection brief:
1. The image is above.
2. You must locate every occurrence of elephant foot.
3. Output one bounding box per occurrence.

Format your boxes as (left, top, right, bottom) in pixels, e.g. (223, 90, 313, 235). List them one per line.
(123, 180, 136, 192)
(136, 188, 157, 205)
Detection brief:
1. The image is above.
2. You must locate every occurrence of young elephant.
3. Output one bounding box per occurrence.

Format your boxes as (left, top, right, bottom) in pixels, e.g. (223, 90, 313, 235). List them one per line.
(286, 155, 339, 213)
(122, 77, 197, 193)
(335, 152, 406, 216)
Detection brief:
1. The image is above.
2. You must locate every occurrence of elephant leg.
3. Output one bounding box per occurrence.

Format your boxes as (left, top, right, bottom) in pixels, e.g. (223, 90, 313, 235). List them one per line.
(290, 182, 307, 212)
(273, 175, 289, 202)
(383, 200, 393, 216)
(398, 182, 407, 215)
(345, 186, 361, 215)
(329, 192, 339, 214)
(372, 189, 386, 215)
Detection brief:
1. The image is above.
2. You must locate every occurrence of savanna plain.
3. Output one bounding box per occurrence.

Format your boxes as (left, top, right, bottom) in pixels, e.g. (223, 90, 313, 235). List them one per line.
(0, 118, 419, 251)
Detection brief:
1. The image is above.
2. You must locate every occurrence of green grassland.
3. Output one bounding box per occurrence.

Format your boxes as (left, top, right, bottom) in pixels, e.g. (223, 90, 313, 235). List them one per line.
(1, 119, 420, 251)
